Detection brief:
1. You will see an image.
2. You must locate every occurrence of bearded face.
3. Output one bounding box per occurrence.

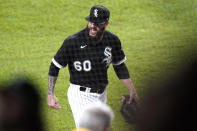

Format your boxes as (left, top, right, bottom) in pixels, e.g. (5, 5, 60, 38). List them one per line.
(86, 22, 108, 42)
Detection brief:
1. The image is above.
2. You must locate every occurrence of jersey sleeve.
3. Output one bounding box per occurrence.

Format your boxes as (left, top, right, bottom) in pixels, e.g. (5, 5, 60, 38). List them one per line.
(112, 37, 126, 65)
(52, 39, 69, 69)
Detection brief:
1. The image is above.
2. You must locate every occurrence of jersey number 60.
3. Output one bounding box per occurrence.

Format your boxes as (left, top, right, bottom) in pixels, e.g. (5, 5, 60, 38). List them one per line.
(74, 60, 91, 72)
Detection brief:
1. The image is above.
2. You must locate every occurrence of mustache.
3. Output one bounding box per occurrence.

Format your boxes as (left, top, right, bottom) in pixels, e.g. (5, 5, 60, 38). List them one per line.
(86, 25, 105, 35)
(89, 26, 97, 31)
(85, 25, 105, 42)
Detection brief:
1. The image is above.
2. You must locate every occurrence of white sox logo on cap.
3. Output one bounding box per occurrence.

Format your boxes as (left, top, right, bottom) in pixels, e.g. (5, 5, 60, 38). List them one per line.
(85, 5, 110, 24)
(94, 9, 98, 17)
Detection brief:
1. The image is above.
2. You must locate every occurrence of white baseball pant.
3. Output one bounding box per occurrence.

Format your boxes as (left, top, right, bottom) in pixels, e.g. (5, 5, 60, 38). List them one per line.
(67, 83, 107, 128)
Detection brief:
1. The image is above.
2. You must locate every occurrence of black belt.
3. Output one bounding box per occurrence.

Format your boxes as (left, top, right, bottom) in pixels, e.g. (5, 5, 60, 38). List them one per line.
(79, 86, 105, 94)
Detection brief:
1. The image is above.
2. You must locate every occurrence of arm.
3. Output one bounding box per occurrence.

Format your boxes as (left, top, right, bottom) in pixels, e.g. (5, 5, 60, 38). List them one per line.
(48, 75, 57, 96)
(47, 39, 68, 109)
(47, 62, 61, 109)
(113, 63, 139, 104)
(120, 78, 138, 104)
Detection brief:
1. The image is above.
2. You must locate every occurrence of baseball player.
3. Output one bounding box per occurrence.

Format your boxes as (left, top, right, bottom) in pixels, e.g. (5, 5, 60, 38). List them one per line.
(47, 5, 138, 128)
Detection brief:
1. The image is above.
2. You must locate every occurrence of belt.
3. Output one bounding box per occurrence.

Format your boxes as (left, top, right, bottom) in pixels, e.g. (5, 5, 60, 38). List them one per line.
(79, 86, 105, 94)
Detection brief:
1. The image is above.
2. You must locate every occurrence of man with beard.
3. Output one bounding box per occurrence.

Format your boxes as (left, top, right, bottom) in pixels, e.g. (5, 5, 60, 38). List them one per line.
(47, 5, 139, 128)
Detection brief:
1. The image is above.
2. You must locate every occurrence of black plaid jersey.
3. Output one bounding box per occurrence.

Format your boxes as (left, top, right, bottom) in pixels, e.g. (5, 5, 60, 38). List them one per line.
(52, 28, 126, 89)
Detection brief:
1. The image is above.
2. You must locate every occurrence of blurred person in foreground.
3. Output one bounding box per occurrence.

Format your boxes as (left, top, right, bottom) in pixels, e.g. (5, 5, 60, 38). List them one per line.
(0, 77, 44, 131)
(136, 60, 196, 131)
(73, 102, 114, 131)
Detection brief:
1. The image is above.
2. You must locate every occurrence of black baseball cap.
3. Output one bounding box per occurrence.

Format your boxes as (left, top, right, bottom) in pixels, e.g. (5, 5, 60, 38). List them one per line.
(85, 5, 110, 24)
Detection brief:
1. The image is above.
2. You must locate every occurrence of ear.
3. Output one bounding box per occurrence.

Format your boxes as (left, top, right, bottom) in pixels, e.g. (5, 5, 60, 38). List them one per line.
(105, 21, 109, 27)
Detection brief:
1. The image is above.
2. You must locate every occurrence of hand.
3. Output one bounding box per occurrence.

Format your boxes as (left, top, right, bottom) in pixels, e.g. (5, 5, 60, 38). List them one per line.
(47, 95, 61, 109)
(128, 89, 139, 106)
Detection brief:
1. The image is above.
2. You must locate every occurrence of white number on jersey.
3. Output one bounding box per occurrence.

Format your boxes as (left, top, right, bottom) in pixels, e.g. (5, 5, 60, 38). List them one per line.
(74, 60, 91, 72)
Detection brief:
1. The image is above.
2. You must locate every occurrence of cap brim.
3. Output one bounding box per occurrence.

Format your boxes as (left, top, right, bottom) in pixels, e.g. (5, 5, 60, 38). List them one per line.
(85, 16, 90, 21)
(85, 16, 106, 24)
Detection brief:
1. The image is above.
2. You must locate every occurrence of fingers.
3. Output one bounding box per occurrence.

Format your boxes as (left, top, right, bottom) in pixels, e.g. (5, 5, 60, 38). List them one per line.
(121, 96, 125, 103)
(53, 98, 61, 109)
(128, 93, 139, 104)
(127, 97, 133, 104)
(47, 95, 61, 109)
(49, 99, 61, 109)
(125, 94, 132, 104)
(51, 102, 61, 109)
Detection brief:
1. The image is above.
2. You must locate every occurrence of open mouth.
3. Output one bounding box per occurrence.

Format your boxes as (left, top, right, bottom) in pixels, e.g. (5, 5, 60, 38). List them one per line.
(89, 28, 97, 37)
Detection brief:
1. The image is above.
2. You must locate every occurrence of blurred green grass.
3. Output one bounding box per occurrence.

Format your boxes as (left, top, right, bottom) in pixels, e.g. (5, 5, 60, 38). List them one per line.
(1, 0, 197, 130)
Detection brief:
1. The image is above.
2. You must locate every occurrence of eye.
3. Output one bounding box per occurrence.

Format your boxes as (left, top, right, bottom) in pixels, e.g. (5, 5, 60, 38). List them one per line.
(95, 23, 100, 26)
